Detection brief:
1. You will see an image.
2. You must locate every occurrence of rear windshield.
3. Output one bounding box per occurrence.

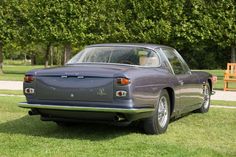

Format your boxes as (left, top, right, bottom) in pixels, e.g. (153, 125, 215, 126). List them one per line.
(67, 46, 160, 67)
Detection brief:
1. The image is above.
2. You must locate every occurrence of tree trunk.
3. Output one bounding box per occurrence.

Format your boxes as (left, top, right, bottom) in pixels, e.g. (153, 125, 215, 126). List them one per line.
(31, 53, 36, 66)
(45, 43, 52, 67)
(24, 53, 27, 65)
(63, 43, 71, 65)
(231, 45, 236, 63)
(50, 45, 54, 66)
(56, 46, 61, 65)
(0, 41, 3, 74)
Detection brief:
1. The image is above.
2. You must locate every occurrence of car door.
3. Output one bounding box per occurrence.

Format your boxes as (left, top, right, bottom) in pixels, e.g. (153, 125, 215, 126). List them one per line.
(161, 48, 202, 113)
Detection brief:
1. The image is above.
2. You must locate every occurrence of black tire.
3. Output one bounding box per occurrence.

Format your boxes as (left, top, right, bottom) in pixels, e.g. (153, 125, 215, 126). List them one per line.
(143, 89, 170, 135)
(196, 82, 211, 113)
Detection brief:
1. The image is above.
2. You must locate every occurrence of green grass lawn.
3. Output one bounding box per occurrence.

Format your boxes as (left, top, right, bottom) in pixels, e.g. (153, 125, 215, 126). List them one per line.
(0, 65, 44, 81)
(0, 96, 235, 157)
(3, 59, 32, 65)
(0, 90, 23, 95)
(211, 100, 236, 107)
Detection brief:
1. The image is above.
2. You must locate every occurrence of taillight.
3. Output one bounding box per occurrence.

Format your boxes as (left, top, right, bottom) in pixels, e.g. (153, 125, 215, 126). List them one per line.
(116, 77, 130, 85)
(116, 90, 127, 97)
(24, 75, 34, 83)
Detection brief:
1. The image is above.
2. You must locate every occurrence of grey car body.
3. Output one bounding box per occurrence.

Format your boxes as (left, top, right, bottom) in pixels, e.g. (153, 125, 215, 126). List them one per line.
(19, 43, 213, 134)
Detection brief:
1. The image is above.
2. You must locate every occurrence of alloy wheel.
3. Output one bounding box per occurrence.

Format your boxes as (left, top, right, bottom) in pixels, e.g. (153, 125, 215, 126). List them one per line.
(158, 96, 168, 128)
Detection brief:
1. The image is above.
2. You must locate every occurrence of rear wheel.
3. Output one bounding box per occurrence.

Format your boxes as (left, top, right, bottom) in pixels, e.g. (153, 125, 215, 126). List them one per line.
(143, 89, 170, 135)
(196, 82, 211, 113)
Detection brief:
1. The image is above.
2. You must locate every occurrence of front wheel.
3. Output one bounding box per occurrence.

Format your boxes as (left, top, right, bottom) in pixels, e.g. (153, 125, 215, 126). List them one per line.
(196, 82, 211, 113)
(143, 89, 170, 135)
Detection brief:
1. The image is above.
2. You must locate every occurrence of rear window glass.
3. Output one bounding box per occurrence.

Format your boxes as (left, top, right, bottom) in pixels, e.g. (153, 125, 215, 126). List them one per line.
(67, 47, 160, 67)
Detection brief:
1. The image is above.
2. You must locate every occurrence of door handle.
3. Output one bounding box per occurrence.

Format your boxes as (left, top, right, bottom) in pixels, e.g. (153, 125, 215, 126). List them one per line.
(179, 80, 184, 85)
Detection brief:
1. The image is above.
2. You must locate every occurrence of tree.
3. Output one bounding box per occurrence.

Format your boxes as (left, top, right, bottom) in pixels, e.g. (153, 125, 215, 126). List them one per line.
(0, 41, 3, 74)
(1, 0, 235, 69)
(0, 0, 18, 73)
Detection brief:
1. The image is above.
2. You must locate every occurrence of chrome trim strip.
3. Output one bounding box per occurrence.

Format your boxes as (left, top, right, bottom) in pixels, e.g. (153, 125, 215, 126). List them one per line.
(18, 102, 154, 113)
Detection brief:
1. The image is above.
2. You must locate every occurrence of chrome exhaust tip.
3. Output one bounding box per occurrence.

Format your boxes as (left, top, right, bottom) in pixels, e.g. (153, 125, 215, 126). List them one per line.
(211, 91, 216, 95)
(28, 109, 39, 116)
(114, 114, 126, 122)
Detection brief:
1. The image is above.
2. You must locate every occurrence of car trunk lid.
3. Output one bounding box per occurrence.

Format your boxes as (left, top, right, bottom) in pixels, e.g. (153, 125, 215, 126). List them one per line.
(33, 65, 129, 102)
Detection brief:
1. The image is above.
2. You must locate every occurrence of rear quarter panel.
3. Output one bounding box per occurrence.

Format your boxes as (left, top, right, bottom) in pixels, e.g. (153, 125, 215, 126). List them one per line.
(124, 67, 177, 108)
(191, 71, 213, 91)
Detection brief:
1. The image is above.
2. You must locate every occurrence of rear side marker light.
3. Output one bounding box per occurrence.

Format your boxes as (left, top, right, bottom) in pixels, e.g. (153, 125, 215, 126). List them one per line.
(117, 78, 130, 85)
(116, 91, 127, 97)
(24, 75, 34, 83)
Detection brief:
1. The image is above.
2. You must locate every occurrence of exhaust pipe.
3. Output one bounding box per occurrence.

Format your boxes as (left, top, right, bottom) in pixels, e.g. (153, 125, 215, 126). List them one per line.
(114, 114, 126, 122)
(211, 91, 216, 95)
(28, 109, 39, 116)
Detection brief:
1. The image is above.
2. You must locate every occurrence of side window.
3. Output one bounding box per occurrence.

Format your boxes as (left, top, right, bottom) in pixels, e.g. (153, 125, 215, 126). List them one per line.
(174, 49, 191, 73)
(161, 48, 187, 75)
(138, 50, 160, 67)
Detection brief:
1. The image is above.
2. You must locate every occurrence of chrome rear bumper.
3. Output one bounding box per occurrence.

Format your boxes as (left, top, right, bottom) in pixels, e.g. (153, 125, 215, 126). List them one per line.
(18, 102, 154, 114)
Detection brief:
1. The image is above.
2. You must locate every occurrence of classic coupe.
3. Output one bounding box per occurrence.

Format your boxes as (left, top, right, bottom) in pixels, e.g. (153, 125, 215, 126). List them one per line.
(19, 44, 213, 134)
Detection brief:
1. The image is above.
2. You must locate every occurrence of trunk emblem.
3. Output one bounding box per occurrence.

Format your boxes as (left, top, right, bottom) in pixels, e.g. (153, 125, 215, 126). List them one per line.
(97, 88, 107, 96)
(65, 72, 80, 75)
(70, 93, 74, 98)
(61, 75, 84, 79)
(77, 76, 84, 79)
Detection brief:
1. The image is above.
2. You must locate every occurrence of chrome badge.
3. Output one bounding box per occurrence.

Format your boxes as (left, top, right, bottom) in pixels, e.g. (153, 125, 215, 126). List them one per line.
(97, 88, 107, 96)
(70, 93, 74, 98)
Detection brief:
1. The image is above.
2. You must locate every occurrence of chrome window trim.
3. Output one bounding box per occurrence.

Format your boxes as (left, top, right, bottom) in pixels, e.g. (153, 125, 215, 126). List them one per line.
(159, 48, 175, 75)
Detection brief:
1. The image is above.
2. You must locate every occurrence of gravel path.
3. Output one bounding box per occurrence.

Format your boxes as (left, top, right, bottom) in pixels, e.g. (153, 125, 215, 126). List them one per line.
(0, 81, 235, 101)
(211, 105, 236, 109)
(0, 81, 23, 90)
(211, 90, 236, 101)
(0, 94, 24, 97)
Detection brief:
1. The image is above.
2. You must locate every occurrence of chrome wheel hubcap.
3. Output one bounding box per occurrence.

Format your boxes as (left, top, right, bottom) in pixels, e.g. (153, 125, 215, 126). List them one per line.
(158, 96, 168, 128)
(203, 85, 210, 109)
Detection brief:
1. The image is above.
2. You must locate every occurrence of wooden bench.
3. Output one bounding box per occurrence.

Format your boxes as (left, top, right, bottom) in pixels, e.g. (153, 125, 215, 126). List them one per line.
(224, 63, 236, 91)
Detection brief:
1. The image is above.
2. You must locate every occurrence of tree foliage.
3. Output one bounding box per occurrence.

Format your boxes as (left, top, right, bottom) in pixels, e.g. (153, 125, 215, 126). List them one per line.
(0, 0, 235, 71)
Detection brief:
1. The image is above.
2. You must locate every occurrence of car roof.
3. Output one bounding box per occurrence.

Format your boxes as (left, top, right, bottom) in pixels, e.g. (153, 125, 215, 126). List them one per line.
(86, 43, 173, 50)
